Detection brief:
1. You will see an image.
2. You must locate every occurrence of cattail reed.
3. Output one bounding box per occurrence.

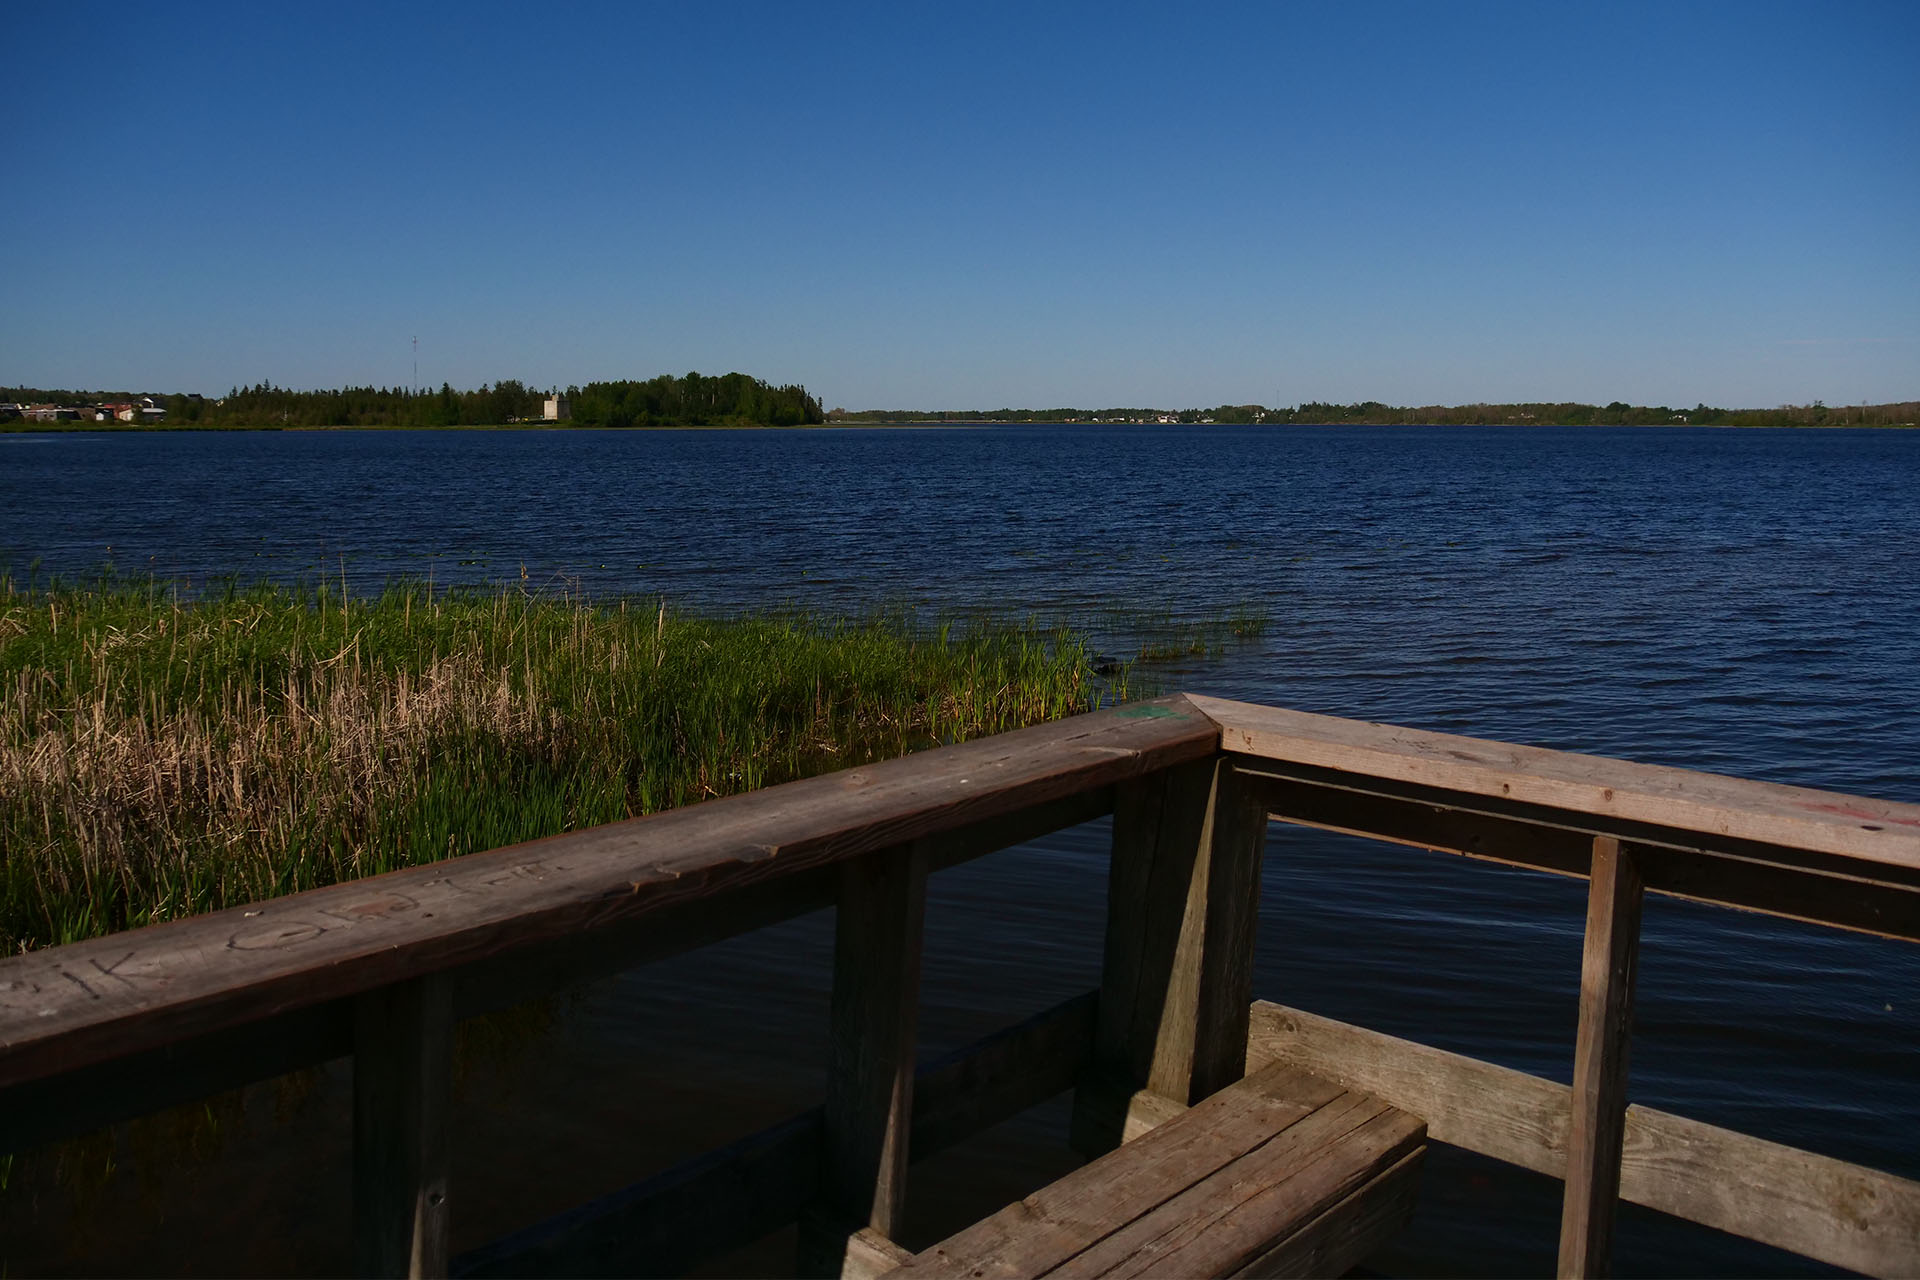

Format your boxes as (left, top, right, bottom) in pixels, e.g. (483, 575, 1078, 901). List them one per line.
(0, 576, 1123, 954)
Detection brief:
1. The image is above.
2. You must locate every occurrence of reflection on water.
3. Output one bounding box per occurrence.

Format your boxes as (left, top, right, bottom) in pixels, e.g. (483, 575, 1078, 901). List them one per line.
(3, 425, 1917, 1276)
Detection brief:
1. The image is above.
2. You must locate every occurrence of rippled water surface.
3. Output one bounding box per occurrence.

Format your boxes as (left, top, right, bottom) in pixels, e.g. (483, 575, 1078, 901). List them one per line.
(3, 425, 1916, 1276)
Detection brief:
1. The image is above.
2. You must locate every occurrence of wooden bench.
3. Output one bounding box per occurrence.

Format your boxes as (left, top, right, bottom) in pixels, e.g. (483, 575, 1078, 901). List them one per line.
(881, 1062, 1426, 1280)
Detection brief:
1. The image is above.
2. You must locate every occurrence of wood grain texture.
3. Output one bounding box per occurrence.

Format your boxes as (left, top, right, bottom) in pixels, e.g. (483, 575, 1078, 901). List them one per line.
(800, 841, 929, 1279)
(892, 1062, 1421, 1280)
(915, 1064, 1345, 1280)
(2, 792, 1115, 1158)
(1558, 837, 1644, 1278)
(1242, 770, 1920, 942)
(1247, 1001, 1568, 1176)
(354, 975, 454, 1279)
(1073, 758, 1264, 1156)
(0, 697, 1210, 1092)
(2, 1000, 352, 1157)
(844, 1228, 914, 1280)
(1232, 1149, 1424, 1279)
(456, 991, 1099, 1279)
(1050, 1102, 1422, 1280)
(909, 991, 1098, 1158)
(1188, 763, 1267, 1104)
(1248, 1001, 1920, 1277)
(1194, 694, 1920, 873)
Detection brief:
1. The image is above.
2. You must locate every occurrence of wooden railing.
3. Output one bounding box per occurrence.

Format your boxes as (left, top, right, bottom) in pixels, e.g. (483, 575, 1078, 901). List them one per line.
(2, 694, 1916, 1277)
(1196, 696, 1920, 1277)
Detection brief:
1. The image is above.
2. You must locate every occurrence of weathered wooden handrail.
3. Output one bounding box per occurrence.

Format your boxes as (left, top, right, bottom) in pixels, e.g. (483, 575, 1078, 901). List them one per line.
(3, 693, 1916, 1278)
(1193, 694, 1920, 1277)
(1194, 694, 1920, 942)
(0, 697, 1214, 1094)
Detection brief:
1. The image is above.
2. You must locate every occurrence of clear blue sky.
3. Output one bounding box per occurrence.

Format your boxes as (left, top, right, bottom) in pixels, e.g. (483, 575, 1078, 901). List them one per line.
(4, 1, 1915, 410)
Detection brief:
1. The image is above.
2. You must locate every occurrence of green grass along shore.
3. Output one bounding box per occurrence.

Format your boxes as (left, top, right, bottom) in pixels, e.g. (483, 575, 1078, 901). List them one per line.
(0, 579, 1128, 955)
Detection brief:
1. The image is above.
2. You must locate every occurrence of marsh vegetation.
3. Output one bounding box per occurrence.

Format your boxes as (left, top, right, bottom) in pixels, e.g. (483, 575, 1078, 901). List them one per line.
(0, 577, 1118, 953)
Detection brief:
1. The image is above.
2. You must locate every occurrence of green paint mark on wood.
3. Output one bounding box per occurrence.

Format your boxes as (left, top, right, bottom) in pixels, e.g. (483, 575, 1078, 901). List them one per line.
(1115, 704, 1184, 720)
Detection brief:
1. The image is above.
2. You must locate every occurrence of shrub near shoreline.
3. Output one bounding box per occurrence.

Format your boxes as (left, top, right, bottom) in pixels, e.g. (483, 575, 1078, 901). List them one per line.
(0, 579, 1119, 954)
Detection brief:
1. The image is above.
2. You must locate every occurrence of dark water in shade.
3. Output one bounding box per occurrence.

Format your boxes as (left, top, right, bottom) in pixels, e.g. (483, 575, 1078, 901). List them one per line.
(2, 424, 1916, 1276)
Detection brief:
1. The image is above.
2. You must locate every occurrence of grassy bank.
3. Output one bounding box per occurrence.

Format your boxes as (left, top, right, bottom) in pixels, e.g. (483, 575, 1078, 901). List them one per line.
(0, 578, 1121, 954)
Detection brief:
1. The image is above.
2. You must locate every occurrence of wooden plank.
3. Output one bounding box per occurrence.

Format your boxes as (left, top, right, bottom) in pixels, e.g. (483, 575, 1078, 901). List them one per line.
(354, 975, 455, 1279)
(454, 787, 1114, 1023)
(906, 1063, 1344, 1279)
(1248, 1001, 1920, 1277)
(0, 696, 1212, 1093)
(844, 1228, 913, 1280)
(1101, 758, 1212, 1090)
(1190, 764, 1268, 1103)
(909, 991, 1098, 1158)
(922, 785, 1117, 874)
(1232, 1148, 1424, 1279)
(1237, 759, 1920, 898)
(1247, 1001, 1566, 1176)
(1241, 769, 1920, 942)
(1073, 758, 1265, 1155)
(800, 842, 930, 1277)
(1051, 1099, 1423, 1280)
(1, 1000, 351, 1157)
(1074, 758, 1210, 1154)
(457, 990, 1099, 1279)
(1617, 1099, 1920, 1279)
(1193, 694, 1920, 874)
(2, 790, 1115, 1158)
(1558, 837, 1644, 1278)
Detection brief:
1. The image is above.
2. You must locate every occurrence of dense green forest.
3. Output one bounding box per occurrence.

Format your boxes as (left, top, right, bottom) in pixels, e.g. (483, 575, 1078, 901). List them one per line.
(2, 372, 824, 428)
(828, 399, 1919, 427)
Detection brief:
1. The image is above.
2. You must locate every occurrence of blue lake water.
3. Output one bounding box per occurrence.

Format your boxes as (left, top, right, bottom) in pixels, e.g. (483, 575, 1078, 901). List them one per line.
(2, 424, 1916, 1275)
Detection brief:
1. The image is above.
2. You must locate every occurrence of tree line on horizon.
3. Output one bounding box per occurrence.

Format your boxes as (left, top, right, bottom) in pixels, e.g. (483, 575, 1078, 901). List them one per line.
(2, 372, 825, 428)
(828, 398, 1919, 427)
(8, 383, 1912, 429)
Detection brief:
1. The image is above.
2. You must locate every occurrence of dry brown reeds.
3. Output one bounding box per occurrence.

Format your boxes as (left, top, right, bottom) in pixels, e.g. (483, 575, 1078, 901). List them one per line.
(0, 578, 1118, 953)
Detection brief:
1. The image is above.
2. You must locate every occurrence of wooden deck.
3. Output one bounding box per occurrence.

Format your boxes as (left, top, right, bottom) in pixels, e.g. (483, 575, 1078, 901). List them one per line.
(2, 693, 1917, 1278)
(887, 1061, 1424, 1280)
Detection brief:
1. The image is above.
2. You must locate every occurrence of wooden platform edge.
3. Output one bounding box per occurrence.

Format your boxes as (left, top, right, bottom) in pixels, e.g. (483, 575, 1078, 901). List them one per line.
(887, 1061, 1423, 1280)
(1231, 1147, 1424, 1280)
(1247, 1000, 1920, 1278)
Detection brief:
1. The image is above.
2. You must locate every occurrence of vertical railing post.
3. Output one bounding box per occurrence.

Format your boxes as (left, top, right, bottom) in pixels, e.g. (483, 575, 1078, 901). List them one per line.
(799, 841, 929, 1278)
(1558, 835, 1645, 1278)
(354, 974, 455, 1279)
(1071, 756, 1265, 1156)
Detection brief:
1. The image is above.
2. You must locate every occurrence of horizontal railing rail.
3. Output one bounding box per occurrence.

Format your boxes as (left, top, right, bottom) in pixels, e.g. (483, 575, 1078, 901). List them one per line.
(1188, 694, 1920, 1277)
(2, 693, 1914, 1278)
(0, 696, 1213, 1104)
(1246, 1001, 1920, 1278)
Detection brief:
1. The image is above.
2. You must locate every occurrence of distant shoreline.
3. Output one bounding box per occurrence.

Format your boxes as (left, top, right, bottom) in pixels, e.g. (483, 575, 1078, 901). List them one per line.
(5, 419, 1916, 435)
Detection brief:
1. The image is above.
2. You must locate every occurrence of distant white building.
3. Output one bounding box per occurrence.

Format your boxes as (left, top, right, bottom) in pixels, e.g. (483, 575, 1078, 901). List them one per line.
(544, 393, 570, 421)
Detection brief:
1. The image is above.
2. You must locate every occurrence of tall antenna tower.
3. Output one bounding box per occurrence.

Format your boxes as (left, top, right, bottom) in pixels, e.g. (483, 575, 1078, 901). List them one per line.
(413, 336, 419, 392)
